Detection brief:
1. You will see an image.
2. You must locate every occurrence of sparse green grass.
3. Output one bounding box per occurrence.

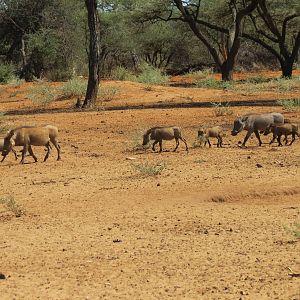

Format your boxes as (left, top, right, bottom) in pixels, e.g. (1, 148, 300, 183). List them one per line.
(211, 102, 233, 116)
(187, 69, 214, 81)
(126, 129, 149, 152)
(0, 63, 15, 83)
(284, 223, 300, 239)
(132, 161, 166, 176)
(111, 66, 135, 81)
(0, 196, 24, 217)
(26, 83, 57, 106)
(98, 86, 120, 102)
(8, 78, 24, 88)
(135, 63, 169, 85)
(195, 77, 231, 89)
(0, 112, 9, 134)
(277, 98, 300, 111)
(59, 77, 87, 98)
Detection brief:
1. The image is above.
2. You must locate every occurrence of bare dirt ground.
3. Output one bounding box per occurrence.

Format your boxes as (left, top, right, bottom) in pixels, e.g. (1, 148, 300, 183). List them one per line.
(0, 71, 300, 299)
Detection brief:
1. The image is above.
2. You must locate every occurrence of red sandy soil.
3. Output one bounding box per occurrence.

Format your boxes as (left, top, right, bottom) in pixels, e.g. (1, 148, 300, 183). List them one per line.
(0, 71, 299, 299)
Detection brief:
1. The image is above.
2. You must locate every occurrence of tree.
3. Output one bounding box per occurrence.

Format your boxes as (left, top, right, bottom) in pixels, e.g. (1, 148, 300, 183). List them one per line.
(243, 0, 300, 77)
(83, 0, 101, 108)
(170, 0, 259, 81)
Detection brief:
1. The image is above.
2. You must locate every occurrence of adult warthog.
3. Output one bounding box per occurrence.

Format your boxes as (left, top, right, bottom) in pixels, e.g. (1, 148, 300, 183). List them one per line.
(231, 112, 284, 147)
(142, 126, 188, 152)
(1, 125, 61, 164)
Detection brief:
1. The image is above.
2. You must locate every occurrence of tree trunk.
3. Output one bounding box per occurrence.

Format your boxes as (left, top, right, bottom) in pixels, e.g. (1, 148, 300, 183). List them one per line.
(83, 0, 100, 108)
(221, 62, 234, 81)
(281, 60, 293, 78)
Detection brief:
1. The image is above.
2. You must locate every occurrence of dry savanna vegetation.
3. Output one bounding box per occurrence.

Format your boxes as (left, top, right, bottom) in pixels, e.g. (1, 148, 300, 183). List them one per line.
(0, 71, 300, 299)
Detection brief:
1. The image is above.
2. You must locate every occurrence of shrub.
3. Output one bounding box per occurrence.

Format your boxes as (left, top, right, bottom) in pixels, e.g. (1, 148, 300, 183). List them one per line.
(126, 129, 149, 152)
(211, 102, 233, 116)
(111, 66, 135, 81)
(132, 161, 166, 176)
(8, 78, 24, 88)
(98, 86, 120, 102)
(187, 68, 214, 82)
(0, 63, 15, 84)
(135, 63, 169, 85)
(277, 98, 300, 111)
(0, 112, 9, 134)
(195, 77, 231, 89)
(59, 77, 87, 98)
(26, 83, 57, 106)
(284, 223, 300, 239)
(0, 196, 24, 217)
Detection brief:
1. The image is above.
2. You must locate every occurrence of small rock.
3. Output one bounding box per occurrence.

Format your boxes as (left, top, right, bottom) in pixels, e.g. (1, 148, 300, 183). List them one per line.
(157, 183, 160, 187)
(113, 239, 122, 243)
(0, 273, 6, 280)
(256, 163, 263, 168)
(247, 156, 251, 159)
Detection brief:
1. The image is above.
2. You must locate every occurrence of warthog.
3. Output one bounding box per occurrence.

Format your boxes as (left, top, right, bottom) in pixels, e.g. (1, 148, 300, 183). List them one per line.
(142, 126, 188, 152)
(0, 138, 18, 162)
(264, 123, 299, 146)
(1, 125, 61, 164)
(231, 112, 284, 147)
(198, 126, 223, 148)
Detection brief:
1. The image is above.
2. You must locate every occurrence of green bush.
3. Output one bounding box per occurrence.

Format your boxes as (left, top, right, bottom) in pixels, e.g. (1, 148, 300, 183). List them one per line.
(132, 161, 166, 176)
(135, 63, 169, 85)
(98, 86, 120, 102)
(277, 98, 300, 111)
(59, 77, 87, 98)
(284, 223, 300, 239)
(0, 63, 15, 84)
(195, 77, 231, 89)
(26, 83, 57, 106)
(0, 196, 24, 217)
(111, 66, 135, 81)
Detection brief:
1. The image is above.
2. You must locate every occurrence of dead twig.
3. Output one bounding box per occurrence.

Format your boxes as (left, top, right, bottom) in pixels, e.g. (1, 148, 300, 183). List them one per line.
(287, 267, 300, 277)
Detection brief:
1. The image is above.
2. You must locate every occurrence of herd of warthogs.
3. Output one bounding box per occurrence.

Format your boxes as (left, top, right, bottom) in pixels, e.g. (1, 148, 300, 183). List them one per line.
(0, 112, 299, 163)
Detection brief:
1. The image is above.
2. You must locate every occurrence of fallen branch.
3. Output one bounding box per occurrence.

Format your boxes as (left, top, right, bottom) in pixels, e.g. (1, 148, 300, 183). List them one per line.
(287, 267, 300, 277)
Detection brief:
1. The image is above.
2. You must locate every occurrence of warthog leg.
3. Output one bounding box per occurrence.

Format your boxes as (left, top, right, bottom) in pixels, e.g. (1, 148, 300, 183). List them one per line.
(28, 145, 38, 162)
(43, 142, 51, 162)
(289, 133, 296, 146)
(51, 139, 61, 160)
(254, 130, 263, 146)
(269, 134, 276, 145)
(20, 144, 28, 164)
(152, 140, 159, 152)
(173, 138, 180, 152)
(158, 140, 163, 152)
(242, 130, 253, 147)
(12, 149, 18, 160)
(217, 136, 223, 148)
(179, 136, 188, 152)
(277, 134, 283, 146)
(206, 138, 212, 148)
(1, 154, 7, 162)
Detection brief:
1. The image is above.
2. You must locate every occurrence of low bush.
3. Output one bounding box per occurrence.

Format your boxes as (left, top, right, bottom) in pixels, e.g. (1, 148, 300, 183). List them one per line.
(0, 196, 24, 217)
(0, 63, 15, 84)
(135, 63, 169, 85)
(132, 161, 166, 176)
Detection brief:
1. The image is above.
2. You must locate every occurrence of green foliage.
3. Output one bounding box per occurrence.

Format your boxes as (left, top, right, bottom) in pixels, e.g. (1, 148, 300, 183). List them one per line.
(277, 98, 300, 111)
(26, 83, 57, 106)
(59, 77, 87, 98)
(111, 66, 135, 81)
(0, 196, 24, 217)
(132, 161, 166, 176)
(127, 129, 149, 152)
(195, 77, 231, 89)
(98, 86, 120, 102)
(284, 223, 300, 239)
(135, 63, 169, 85)
(0, 64, 15, 84)
(0, 112, 9, 134)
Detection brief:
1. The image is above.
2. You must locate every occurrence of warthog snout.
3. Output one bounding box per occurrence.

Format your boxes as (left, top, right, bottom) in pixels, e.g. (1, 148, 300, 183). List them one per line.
(231, 130, 238, 136)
